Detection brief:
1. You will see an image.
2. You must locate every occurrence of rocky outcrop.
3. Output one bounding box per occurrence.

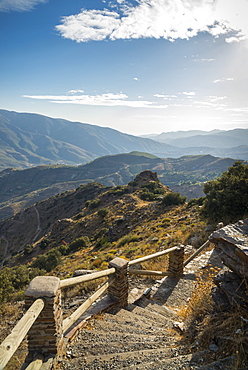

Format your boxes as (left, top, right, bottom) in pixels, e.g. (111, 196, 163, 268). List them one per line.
(210, 218, 248, 279)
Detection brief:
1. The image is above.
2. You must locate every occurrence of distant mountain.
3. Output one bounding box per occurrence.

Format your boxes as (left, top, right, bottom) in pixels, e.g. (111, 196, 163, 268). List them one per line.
(0, 109, 175, 170)
(141, 129, 223, 141)
(142, 128, 248, 149)
(0, 152, 245, 221)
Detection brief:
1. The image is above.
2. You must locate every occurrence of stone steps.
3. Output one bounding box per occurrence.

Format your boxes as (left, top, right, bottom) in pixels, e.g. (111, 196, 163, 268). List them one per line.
(60, 248, 236, 370)
(134, 296, 181, 320)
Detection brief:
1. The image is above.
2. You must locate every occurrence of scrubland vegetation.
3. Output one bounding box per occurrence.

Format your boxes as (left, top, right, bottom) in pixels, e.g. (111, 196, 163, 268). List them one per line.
(1, 162, 248, 368)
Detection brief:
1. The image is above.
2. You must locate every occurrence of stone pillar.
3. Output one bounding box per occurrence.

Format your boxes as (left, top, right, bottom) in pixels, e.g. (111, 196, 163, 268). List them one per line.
(108, 257, 129, 307)
(25, 276, 64, 363)
(168, 246, 184, 276)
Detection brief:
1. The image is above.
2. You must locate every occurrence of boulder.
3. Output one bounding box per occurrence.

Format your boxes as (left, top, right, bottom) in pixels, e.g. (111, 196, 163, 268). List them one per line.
(209, 218, 248, 279)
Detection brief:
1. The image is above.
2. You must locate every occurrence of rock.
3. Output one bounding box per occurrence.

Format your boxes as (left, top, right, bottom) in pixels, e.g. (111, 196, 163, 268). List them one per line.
(189, 236, 201, 246)
(173, 321, 185, 333)
(213, 267, 248, 307)
(209, 343, 219, 352)
(210, 218, 248, 279)
(132, 170, 160, 187)
(205, 224, 214, 232)
(129, 263, 143, 270)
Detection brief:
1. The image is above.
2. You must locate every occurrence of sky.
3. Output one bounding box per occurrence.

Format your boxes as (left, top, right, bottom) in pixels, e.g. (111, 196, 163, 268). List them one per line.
(0, 0, 248, 135)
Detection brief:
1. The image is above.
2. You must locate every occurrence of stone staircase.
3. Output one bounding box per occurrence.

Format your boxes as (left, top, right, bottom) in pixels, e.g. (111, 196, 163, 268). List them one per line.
(60, 250, 236, 370)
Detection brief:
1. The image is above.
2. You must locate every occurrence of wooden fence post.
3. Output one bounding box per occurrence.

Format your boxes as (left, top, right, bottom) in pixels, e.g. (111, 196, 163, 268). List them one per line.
(25, 276, 64, 364)
(168, 246, 184, 276)
(108, 257, 129, 307)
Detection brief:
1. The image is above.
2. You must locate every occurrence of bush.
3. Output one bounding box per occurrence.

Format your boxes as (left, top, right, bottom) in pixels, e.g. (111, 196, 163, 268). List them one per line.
(162, 192, 187, 207)
(139, 190, 157, 201)
(95, 236, 111, 249)
(97, 208, 109, 219)
(108, 185, 128, 196)
(24, 244, 33, 255)
(188, 197, 205, 207)
(40, 238, 49, 249)
(32, 248, 62, 272)
(94, 228, 108, 240)
(201, 161, 248, 222)
(67, 236, 90, 254)
(0, 265, 46, 303)
(88, 199, 101, 209)
(116, 234, 140, 248)
(139, 182, 166, 201)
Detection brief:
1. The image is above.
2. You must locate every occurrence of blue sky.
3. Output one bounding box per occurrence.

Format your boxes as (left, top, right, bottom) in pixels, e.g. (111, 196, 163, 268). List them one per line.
(0, 0, 248, 135)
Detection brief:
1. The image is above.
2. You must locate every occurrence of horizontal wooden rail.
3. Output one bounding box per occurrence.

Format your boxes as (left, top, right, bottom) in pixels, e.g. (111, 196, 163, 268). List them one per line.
(63, 277, 113, 333)
(60, 268, 116, 289)
(183, 240, 210, 267)
(129, 246, 179, 266)
(0, 298, 45, 370)
(129, 269, 173, 276)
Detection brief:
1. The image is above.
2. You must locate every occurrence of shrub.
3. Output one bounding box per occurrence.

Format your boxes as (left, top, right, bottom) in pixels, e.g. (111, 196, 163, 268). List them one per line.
(97, 208, 109, 219)
(39, 238, 49, 249)
(0, 265, 46, 303)
(24, 244, 33, 255)
(116, 234, 140, 248)
(201, 161, 248, 222)
(95, 236, 111, 250)
(74, 212, 84, 220)
(94, 228, 109, 240)
(32, 248, 62, 272)
(58, 244, 69, 255)
(88, 199, 101, 209)
(188, 197, 205, 207)
(162, 192, 186, 207)
(139, 190, 157, 201)
(108, 185, 128, 196)
(67, 236, 90, 254)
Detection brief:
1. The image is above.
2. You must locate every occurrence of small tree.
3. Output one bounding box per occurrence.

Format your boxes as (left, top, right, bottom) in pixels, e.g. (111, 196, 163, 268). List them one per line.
(162, 192, 186, 207)
(201, 161, 248, 222)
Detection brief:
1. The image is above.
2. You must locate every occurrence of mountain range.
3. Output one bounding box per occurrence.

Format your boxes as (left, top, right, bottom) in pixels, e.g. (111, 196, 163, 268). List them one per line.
(0, 109, 248, 171)
(0, 151, 245, 221)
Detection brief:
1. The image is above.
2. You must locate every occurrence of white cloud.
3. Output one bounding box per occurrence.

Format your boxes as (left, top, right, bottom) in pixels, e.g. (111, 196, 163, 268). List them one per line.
(213, 77, 234, 83)
(55, 0, 248, 43)
(133, 77, 139, 81)
(68, 89, 84, 94)
(182, 91, 196, 96)
(0, 0, 47, 12)
(191, 58, 215, 62)
(154, 94, 177, 99)
(22, 92, 169, 109)
(208, 95, 226, 102)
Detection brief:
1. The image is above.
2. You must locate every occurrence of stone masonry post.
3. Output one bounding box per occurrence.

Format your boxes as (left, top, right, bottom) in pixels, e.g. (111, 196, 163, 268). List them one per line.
(108, 257, 129, 307)
(25, 276, 64, 363)
(168, 246, 184, 276)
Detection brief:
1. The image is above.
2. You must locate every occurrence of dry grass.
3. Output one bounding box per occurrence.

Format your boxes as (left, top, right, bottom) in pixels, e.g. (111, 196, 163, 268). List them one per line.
(178, 268, 217, 323)
(178, 266, 248, 369)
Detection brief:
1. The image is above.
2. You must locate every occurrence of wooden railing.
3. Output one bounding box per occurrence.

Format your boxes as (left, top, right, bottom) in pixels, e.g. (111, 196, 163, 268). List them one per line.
(0, 241, 210, 369)
(0, 299, 45, 370)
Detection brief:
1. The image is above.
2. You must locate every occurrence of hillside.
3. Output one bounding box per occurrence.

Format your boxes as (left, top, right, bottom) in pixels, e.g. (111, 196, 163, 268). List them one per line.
(0, 153, 242, 221)
(1, 169, 248, 369)
(0, 109, 174, 170)
(0, 170, 191, 270)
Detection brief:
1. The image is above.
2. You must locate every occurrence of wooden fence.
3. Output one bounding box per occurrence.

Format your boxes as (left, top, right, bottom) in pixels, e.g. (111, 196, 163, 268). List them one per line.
(0, 241, 207, 369)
